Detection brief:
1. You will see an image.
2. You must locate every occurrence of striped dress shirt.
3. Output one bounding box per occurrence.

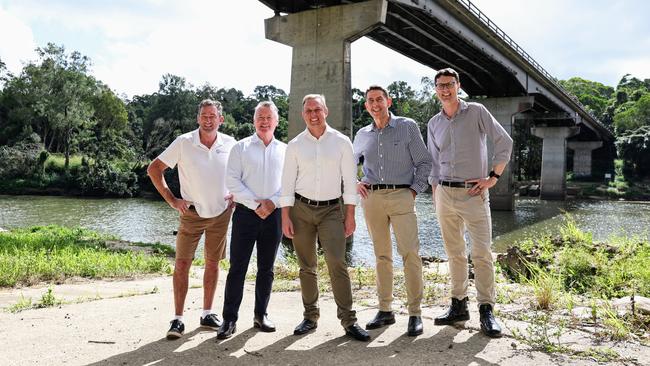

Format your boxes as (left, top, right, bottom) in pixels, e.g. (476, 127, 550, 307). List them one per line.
(353, 114, 432, 193)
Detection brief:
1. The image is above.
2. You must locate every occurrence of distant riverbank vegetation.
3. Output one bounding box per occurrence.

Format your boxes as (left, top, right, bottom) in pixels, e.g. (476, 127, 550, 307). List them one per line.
(1, 44, 649, 198)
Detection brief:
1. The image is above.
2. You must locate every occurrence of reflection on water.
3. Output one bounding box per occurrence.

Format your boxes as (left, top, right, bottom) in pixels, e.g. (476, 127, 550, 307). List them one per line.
(1, 195, 649, 267)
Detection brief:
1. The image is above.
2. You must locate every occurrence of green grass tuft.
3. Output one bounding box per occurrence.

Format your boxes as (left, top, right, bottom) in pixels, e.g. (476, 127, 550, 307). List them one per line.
(0, 225, 172, 287)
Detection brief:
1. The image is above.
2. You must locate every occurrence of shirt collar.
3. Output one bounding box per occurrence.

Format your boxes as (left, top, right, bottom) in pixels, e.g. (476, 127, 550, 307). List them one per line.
(191, 129, 222, 150)
(370, 113, 396, 132)
(304, 124, 333, 141)
(441, 99, 469, 119)
(251, 132, 276, 146)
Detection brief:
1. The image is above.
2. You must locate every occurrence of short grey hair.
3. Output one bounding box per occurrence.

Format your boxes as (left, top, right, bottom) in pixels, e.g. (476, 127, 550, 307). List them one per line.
(197, 99, 223, 117)
(302, 94, 327, 108)
(254, 101, 279, 120)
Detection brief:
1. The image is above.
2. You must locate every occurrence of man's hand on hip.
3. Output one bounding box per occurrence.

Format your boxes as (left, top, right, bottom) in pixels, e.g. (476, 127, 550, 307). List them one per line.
(224, 194, 235, 209)
(357, 182, 370, 199)
(170, 198, 191, 215)
(466, 177, 498, 196)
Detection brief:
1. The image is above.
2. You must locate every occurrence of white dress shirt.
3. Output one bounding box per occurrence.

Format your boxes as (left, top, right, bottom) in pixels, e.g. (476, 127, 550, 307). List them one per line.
(157, 129, 236, 218)
(226, 133, 287, 210)
(279, 125, 358, 207)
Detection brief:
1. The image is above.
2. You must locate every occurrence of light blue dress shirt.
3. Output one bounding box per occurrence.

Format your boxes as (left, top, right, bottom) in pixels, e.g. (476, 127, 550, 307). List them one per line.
(226, 133, 287, 210)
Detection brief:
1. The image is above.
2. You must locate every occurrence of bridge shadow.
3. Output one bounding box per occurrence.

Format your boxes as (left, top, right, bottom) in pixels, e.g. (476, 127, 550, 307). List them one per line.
(89, 323, 504, 365)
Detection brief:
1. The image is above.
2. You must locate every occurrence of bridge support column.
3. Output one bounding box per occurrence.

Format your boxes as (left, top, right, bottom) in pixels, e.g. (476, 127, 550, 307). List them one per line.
(567, 141, 603, 178)
(265, 0, 386, 139)
(531, 126, 580, 200)
(475, 96, 534, 211)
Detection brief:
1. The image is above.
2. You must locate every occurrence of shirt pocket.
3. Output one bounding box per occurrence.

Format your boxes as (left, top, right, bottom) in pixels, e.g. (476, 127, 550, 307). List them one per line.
(386, 140, 408, 162)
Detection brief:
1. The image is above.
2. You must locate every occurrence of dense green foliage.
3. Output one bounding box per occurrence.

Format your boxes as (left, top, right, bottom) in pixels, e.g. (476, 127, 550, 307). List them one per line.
(561, 75, 650, 180)
(0, 45, 291, 196)
(0, 225, 172, 287)
(1, 43, 649, 196)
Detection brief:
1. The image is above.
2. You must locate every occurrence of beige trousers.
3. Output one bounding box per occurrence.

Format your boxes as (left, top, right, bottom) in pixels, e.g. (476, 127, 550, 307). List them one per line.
(435, 186, 495, 306)
(290, 200, 357, 328)
(362, 188, 423, 316)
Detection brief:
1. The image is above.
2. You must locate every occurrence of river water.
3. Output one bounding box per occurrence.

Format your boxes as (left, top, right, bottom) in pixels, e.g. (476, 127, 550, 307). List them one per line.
(1, 195, 649, 267)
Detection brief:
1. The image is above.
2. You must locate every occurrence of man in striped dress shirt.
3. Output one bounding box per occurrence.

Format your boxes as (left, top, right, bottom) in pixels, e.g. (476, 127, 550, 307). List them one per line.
(353, 85, 432, 336)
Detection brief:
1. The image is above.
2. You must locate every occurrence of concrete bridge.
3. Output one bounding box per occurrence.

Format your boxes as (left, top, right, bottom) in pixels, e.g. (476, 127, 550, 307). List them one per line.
(259, 0, 615, 210)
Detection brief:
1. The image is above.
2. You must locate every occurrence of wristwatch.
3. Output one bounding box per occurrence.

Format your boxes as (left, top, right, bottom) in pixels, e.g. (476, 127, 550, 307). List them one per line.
(489, 170, 501, 179)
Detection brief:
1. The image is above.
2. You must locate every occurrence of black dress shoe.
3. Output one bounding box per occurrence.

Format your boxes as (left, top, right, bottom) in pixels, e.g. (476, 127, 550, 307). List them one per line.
(365, 311, 396, 330)
(254, 314, 276, 332)
(434, 296, 470, 325)
(345, 323, 371, 341)
(479, 304, 502, 338)
(216, 320, 237, 340)
(407, 316, 423, 336)
(293, 319, 317, 335)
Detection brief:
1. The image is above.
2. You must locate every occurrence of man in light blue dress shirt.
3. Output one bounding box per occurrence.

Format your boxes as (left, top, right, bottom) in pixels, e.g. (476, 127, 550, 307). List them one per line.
(217, 101, 286, 339)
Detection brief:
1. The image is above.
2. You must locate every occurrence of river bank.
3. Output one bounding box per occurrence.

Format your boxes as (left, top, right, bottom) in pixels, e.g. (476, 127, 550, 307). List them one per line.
(1, 264, 648, 365)
(1, 224, 649, 365)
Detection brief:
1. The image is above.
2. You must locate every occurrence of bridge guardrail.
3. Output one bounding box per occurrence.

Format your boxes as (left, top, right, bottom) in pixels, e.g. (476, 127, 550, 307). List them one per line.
(457, 0, 605, 129)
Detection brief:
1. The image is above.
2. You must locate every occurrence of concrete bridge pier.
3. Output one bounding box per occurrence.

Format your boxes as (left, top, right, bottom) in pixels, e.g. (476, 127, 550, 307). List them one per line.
(532, 126, 580, 200)
(477, 96, 534, 211)
(567, 141, 603, 178)
(264, 0, 387, 139)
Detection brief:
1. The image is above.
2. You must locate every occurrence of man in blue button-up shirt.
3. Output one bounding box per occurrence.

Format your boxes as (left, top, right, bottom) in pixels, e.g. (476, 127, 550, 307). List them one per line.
(217, 101, 286, 339)
(353, 85, 432, 337)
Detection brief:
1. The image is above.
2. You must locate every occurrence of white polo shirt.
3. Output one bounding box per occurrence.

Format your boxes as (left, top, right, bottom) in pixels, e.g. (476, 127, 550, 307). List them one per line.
(157, 129, 236, 218)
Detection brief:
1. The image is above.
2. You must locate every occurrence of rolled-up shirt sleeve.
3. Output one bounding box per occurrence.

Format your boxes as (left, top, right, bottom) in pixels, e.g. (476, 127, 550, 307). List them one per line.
(427, 119, 440, 187)
(479, 105, 513, 165)
(279, 143, 298, 207)
(408, 122, 432, 193)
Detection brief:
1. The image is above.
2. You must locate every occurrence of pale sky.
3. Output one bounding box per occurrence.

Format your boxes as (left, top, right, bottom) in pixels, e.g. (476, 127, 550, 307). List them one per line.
(1, 0, 648, 98)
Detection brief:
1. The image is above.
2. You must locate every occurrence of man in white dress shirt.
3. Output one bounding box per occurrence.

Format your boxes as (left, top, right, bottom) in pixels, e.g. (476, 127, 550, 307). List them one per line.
(147, 99, 236, 340)
(280, 94, 370, 342)
(216, 101, 286, 339)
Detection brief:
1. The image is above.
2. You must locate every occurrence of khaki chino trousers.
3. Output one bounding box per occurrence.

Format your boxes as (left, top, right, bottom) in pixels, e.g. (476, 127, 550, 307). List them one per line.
(290, 200, 357, 328)
(362, 188, 423, 316)
(435, 186, 496, 306)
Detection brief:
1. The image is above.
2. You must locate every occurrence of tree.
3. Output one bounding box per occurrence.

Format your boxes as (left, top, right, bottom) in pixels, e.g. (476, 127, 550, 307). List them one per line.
(616, 125, 650, 179)
(13, 44, 97, 168)
(613, 94, 650, 134)
(559, 77, 614, 120)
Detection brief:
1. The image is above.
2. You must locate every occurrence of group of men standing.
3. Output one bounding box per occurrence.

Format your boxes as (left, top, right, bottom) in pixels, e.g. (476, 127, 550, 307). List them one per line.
(147, 67, 513, 343)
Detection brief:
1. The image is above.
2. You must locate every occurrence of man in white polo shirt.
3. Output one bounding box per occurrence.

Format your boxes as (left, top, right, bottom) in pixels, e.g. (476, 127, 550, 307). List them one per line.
(147, 99, 236, 340)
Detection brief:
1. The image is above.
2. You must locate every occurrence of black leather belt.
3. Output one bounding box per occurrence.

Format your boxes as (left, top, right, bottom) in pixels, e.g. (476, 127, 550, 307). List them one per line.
(369, 184, 411, 191)
(235, 202, 254, 211)
(438, 180, 476, 188)
(295, 193, 340, 207)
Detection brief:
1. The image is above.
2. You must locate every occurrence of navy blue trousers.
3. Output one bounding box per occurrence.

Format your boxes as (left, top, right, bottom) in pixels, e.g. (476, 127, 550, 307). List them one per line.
(222, 205, 282, 322)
